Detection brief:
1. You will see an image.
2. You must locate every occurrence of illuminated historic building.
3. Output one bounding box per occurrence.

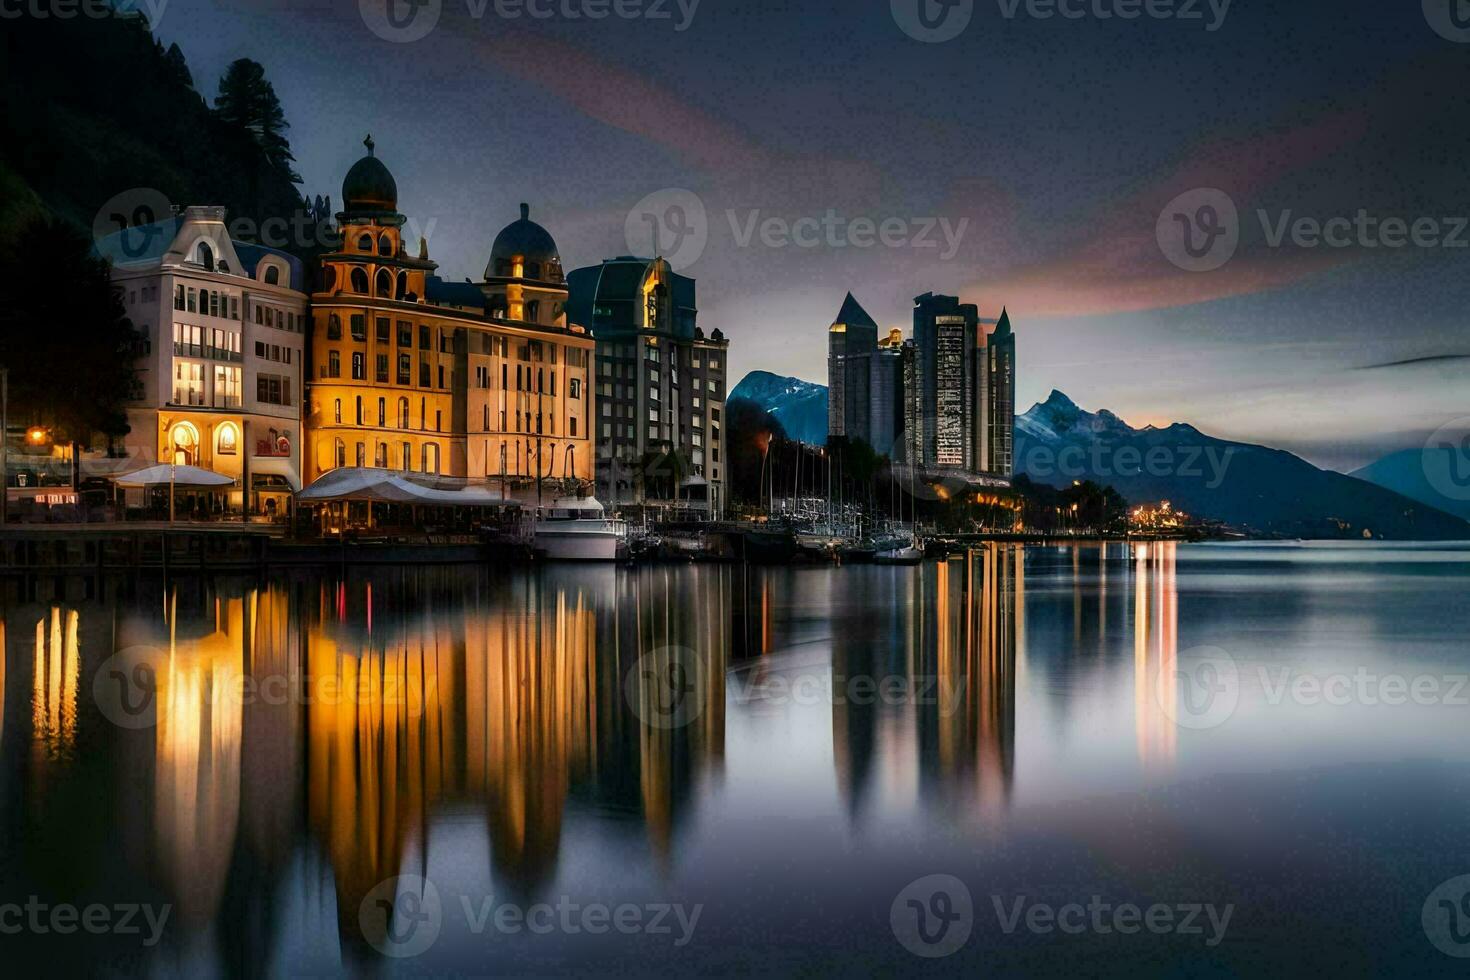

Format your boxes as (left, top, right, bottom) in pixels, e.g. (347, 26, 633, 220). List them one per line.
(101, 205, 308, 516)
(567, 257, 728, 514)
(306, 138, 595, 496)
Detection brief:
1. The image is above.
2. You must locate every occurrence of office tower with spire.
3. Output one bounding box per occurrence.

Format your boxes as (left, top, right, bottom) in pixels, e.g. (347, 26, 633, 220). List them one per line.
(826, 290, 1014, 479)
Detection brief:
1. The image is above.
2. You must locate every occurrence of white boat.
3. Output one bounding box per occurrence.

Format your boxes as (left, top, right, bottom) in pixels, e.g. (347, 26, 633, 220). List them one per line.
(532, 497, 626, 561)
(875, 534, 925, 565)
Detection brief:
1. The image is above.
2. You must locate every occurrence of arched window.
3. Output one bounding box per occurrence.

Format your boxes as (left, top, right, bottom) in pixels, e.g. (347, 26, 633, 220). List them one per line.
(320, 266, 337, 292)
(196, 242, 214, 271)
(355, 396, 363, 425)
(264, 265, 280, 285)
(350, 267, 369, 293)
(216, 423, 238, 455)
(170, 422, 198, 465)
(378, 233, 392, 256)
(378, 398, 386, 426)
(396, 271, 408, 300)
(375, 268, 392, 297)
(327, 314, 342, 340)
(334, 399, 342, 424)
(398, 397, 409, 428)
(357, 233, 373, 252)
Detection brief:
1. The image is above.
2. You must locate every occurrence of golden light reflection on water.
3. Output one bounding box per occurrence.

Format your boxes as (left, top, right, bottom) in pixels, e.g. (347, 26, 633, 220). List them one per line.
(1134, 541, 1179, 769)
(151, 590, 245, 929)
(830, 545, 1020, 825)
(31, 607, 78, 761)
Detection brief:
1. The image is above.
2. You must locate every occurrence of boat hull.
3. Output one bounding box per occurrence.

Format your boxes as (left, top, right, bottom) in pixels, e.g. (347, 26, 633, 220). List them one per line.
(534, 528, 621, 561)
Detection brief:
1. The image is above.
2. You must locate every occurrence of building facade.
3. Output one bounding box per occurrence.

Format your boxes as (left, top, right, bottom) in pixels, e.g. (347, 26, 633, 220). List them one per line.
(908, 292, 1016, 479)
(826, 292, 879, 442)
(566, 257, 728, 514)
(844, 292, 1018, 480)
(101, 205, 308, 516)
(305, 138, 595, 499)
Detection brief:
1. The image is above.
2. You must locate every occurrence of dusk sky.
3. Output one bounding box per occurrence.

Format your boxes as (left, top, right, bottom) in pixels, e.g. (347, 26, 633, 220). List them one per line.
(152, 0, 1469, 471)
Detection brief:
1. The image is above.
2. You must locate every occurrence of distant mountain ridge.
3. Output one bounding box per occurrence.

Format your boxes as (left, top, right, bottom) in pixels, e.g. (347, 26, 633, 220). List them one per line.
(1017, 390, 1470, 539)
(729, 370, 828, 445)
(1351, 449, 1470, 522)
(730, 372, 1470, 539)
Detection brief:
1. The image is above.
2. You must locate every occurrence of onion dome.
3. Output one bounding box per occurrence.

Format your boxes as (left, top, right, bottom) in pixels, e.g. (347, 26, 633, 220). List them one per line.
(341, 135, 398, 214)
(485, 204, 563, 281)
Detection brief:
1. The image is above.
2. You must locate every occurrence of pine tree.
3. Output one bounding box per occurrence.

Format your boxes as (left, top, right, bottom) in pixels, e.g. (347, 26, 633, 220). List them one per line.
(215, 58, 301, 183)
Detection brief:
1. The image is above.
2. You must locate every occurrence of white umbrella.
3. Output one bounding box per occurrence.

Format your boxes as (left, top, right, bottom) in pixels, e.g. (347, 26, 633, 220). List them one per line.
(113, 464, 234, 488)
(113, 463, 234, 523)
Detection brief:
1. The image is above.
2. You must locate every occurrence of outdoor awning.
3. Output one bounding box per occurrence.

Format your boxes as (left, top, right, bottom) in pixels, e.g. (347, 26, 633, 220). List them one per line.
(113, 464, 235, 489)
(296, 467, 511, 506)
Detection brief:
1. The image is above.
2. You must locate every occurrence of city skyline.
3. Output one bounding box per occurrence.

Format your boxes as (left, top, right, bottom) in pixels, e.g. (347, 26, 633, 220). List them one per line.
(146, 0, 1470, 472)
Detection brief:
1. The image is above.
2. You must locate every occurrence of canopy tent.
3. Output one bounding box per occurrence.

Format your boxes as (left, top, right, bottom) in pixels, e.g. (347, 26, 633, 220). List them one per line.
(297, 468, 511, 506)
(112, 464, 235, 489)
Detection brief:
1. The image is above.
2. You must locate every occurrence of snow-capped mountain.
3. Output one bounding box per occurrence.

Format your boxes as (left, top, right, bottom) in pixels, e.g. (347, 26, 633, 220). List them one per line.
(1017, 391, 1470, 539)
(728, 370, 829, 446)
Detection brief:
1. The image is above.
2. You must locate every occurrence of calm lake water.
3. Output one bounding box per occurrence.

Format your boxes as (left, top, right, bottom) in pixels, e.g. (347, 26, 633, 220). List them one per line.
(3, 542, 1470, 976)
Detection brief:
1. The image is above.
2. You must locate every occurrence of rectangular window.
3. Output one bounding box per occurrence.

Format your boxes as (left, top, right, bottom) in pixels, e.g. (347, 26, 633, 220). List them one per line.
(419, 325, 431, 350)
(398, 353, 411, 385)
(376, 354, 389, 383)
(328, 351, 340, 378)
(569, 378, 581, 399)
(350, 315, 366, 341)
(256, 373, 291, 406)
(419, 361, 430, 387)
(376, 317, 390, 343)
(213, 365, 241, 408)
(398, 320, 412, 346)
(173, 361, 204, 406)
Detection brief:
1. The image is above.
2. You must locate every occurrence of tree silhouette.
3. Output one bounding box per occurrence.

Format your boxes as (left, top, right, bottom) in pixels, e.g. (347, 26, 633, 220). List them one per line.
(215, 58, 301, 183)
(0, 215, 140, 448)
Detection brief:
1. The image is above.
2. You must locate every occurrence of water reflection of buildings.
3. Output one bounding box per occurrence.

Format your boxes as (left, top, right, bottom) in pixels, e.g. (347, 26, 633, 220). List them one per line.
(1134, 541, 1178, 768)
(830, 545, 1021, 824)
(31, 607, 79, 763)
(299, 566, 729, 955)
(64, 567, 731, 966)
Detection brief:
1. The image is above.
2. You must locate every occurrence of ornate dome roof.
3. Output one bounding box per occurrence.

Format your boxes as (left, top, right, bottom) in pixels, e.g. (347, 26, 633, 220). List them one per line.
(486, 204, 562, 281)
(341, 135, 397, 214)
